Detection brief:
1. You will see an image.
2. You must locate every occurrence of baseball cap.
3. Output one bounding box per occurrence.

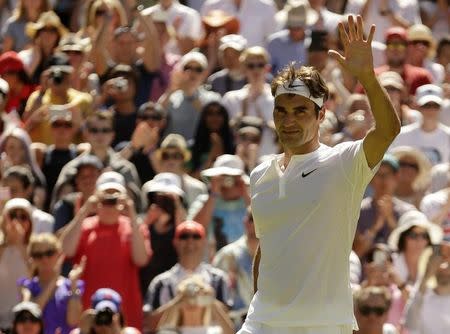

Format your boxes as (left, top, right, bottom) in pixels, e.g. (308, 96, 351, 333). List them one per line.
(219, 34, 247, 52)
(91, 288, 122, 313)
(75, 155, 103, 171)
(96, 171, 127, 194)
(142, 173, 185, 197)
(378, 71, 405, 90)
(174, 220, 205, 239)
(381, 154, 399, 172)
(12, 302, 42, 318)
(385, 26, 407, 42)
(0, 51, 25, 74)
(286, 0, 318, 28)
(3, 198, 33, 216)
(179, 51, 208, 70)
(407, 24, 433, 44)
(415, 84, 443, 106)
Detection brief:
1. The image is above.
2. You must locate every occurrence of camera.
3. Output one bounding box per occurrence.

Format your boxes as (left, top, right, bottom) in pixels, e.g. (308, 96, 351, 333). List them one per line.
(222, 176, 235, 188)
(94, 308, 114, 326)
(51, 69, 66, 85)
(113, 77, 128, 92)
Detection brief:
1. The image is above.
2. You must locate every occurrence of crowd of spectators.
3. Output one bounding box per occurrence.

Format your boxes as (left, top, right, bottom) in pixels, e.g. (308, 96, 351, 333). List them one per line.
(0, 0, 448, 334)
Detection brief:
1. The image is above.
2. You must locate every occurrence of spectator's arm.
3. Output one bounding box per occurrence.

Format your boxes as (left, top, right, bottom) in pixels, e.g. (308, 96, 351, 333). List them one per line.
(31, 277, 59, 311)
(191, 194, 216, 230)
(137, 13, 161, 72)
(89, 16, 110, 77)
(125, 197, 151, 266)
(66, 261, 85, 327)
(210, 300, 235, 334)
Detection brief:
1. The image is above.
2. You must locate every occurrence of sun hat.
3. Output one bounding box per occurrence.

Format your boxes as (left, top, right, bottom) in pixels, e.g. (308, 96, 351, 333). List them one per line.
(219, 34, 248, 52)
(142, 173, 185, 198)
(390, 146, 432, 191)
(96, 171, 126, 194)
(388, 210, 443, 251)
(58, 33, 90, 53)
(286, 0, 318, 28)
(12, 302, 42, 318)
(157, 134, 191, 162)
(26, 11, 68, 39)
(179, 51, 208, 70)
(407, 24, 435, 57)
(415, 84, 443, 107)
(91, 288, 122, 313)
(174, 220, 205, 239)
(202, 9, 237, 28)
(3, 198, 33, 217)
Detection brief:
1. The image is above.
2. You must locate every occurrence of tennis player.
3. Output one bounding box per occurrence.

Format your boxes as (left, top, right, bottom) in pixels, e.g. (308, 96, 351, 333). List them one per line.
(237, 16, 401, 334)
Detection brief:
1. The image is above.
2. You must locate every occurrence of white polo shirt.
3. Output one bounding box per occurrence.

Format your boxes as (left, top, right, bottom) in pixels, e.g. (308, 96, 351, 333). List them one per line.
(243, 140, 377, 329)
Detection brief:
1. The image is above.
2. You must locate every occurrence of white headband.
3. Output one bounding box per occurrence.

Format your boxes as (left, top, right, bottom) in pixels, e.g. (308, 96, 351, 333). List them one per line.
(274, 79, 324, 108)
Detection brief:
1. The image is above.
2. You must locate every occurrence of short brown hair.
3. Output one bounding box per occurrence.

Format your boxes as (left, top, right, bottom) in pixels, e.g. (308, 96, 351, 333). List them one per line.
(271, 63, 329, 104)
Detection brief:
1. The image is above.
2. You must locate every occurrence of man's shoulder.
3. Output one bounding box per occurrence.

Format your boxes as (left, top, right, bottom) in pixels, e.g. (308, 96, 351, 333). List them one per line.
(267, 30, 289, 44)
(404, 64, 432, 78)
(183, 174, 207, 190)
(200, 262, 229, 280)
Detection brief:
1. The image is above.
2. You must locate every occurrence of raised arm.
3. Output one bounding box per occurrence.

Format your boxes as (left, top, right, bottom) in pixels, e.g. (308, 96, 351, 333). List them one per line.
(329, 15, 401, 169)
(137, 12, 161, 72)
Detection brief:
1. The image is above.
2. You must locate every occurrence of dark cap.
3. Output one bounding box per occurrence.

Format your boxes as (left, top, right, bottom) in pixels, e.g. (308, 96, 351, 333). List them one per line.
(385, 27, 407, 42)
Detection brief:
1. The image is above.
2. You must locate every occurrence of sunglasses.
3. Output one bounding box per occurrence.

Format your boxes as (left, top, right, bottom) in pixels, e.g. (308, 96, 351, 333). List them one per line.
(409, 40, 430, 47)
(31, 249, 57, 259)
(246, 62, 266, 70)
(240, 134, 261, 143)
(407, 231, 429, 240)
(96, 9, 108, 17)
(9, 211, 29, 221)
(88, 127, 113, 134)
(178, 233, 202, 240)
(161, 152, 184, 161)
(139, 113, 163, 121)
(386, 42, 406, 51)
(399, 161, 419, 171)
(51, 121, 73, 129)
(358, 305, 387, 317)
(183, 65, 203, 73)
(15, 313, 40, 323)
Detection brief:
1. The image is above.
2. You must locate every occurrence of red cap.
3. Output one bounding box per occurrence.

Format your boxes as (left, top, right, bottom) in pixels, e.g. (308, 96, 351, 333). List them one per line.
(385, 27, 407, 42)
(175, 221, 205, 239)
(0, 51, 24, 75)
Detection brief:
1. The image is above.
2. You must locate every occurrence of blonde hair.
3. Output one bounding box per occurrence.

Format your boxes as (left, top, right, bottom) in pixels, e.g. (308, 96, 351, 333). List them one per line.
(13, 0, 50, 20)
(27, 233, 62, 256)
(85, 0, 127, 29)
(239, 46, 270, 64)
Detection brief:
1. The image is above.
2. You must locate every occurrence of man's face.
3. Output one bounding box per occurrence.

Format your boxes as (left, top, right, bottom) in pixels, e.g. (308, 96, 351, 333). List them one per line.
(137, 110, 166, 130)
(173, 230, 205, 257)
(355, 294, 389, 331)
(407, 40, 431, 62)
(288, 26, 305, 42)
(243, 55, 268, 83)
(385, 37, 407, 67)
(3, 176, 29, 199)
(221, 48, 241, 70)
(160, 148, 185, 173)
(370, 164, 398, 197)
(50, 119, 76, 142)
(418, 102, 441, 122)
(84, 118, 114, 150)
(75, 165, 101, 195)
(113, 32, 138, 64)
(273, 94, 324, 153)
(182, 61, 205, 87)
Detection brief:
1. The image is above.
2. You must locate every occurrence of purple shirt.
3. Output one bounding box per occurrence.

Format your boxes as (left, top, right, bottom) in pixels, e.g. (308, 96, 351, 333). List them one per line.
(19, 277, 84, 334)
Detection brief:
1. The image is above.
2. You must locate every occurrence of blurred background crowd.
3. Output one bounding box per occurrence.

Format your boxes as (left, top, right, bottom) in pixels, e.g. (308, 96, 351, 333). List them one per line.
(0, 0, 448, 334)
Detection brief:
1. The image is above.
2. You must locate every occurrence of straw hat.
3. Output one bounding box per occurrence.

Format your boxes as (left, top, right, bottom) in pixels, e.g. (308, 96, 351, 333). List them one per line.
(388, 210, 443, 251)
(390, 146, 432, 191)
(26, 11, 68, 39)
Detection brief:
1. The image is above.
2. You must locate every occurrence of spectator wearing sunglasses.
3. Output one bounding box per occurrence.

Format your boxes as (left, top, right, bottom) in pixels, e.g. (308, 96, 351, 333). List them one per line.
(9, 302, 44, 334)
(353, 286, 397, 334)
(160, 51, 220, 142)
(222, 47, 278, 157)
(60, 171, 151, 329)
(0, 198, 34, 328)
(155, 134, 207, 208)
(144, 220, 232, 332)
(19, 233, 84, 334)
(406, 24, 445, 84)
(119, 102, 167, 184)
(53, 109, 142, 212)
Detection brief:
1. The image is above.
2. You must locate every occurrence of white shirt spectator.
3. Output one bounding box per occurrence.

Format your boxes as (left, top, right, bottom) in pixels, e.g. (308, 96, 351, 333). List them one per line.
(424, 58, 446, 85)
(32, 208, 55, 234)
(222, 84, 278, 156)
(420, 189, 450, 238)
(201, 0, 277, 47)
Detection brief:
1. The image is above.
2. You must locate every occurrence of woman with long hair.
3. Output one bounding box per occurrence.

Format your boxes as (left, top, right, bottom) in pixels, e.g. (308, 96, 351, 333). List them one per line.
(189, 101, 235, 178)
(19, 233, 84, 334)
(1, 0, 50, 52)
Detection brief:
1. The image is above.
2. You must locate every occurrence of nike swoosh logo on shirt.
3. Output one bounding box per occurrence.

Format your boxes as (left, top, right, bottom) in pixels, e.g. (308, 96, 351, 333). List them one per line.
(302, 168, 318, 178)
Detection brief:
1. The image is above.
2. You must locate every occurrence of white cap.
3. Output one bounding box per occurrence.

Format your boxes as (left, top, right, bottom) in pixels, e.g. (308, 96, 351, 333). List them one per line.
(201, 154, 245, 178)
(180, 51, 208, 70)
(3, 198, 33, 216)
(0, 77, 9, 95)
(416, 84, 443, 107)
(96, 171, 127, 194)
(219, 34, 248, 52)
(142, 172, 185, 197)
(12, 301, 42, 318)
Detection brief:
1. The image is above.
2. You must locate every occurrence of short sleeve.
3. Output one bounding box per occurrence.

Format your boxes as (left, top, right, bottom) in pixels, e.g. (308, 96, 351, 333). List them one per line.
(18, 277, 41, 297)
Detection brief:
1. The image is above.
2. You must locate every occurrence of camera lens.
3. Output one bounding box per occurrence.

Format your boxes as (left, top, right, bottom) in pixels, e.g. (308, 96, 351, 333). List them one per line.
(94, 309, 114, 326)
(51, 70, 64, 85)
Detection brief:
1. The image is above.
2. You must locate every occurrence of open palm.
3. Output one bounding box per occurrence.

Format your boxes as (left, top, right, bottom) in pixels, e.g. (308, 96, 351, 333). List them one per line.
(329, 15, 375, 82)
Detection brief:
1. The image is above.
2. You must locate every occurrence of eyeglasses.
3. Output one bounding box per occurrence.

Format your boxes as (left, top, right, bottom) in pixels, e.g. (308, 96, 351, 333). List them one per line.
(88, 127, 113, 134)
(31, 249, 57, 259)
(15, 313, 40, 323)
(399, 161, 419, 171)
(183, 65, 203, 73)
(245, 62, 266, 70)
(51, 121, 73, 129)
(409, 40, 430, 47)
(386, 42, 406, 51)
(407, 231, 429, 240)
(9, 211, 29, 221)
(139, 113, 163, 121)
(161, 151, 184, 161)
(358, 305, 387, 317)
(178, 233, 202, 240)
